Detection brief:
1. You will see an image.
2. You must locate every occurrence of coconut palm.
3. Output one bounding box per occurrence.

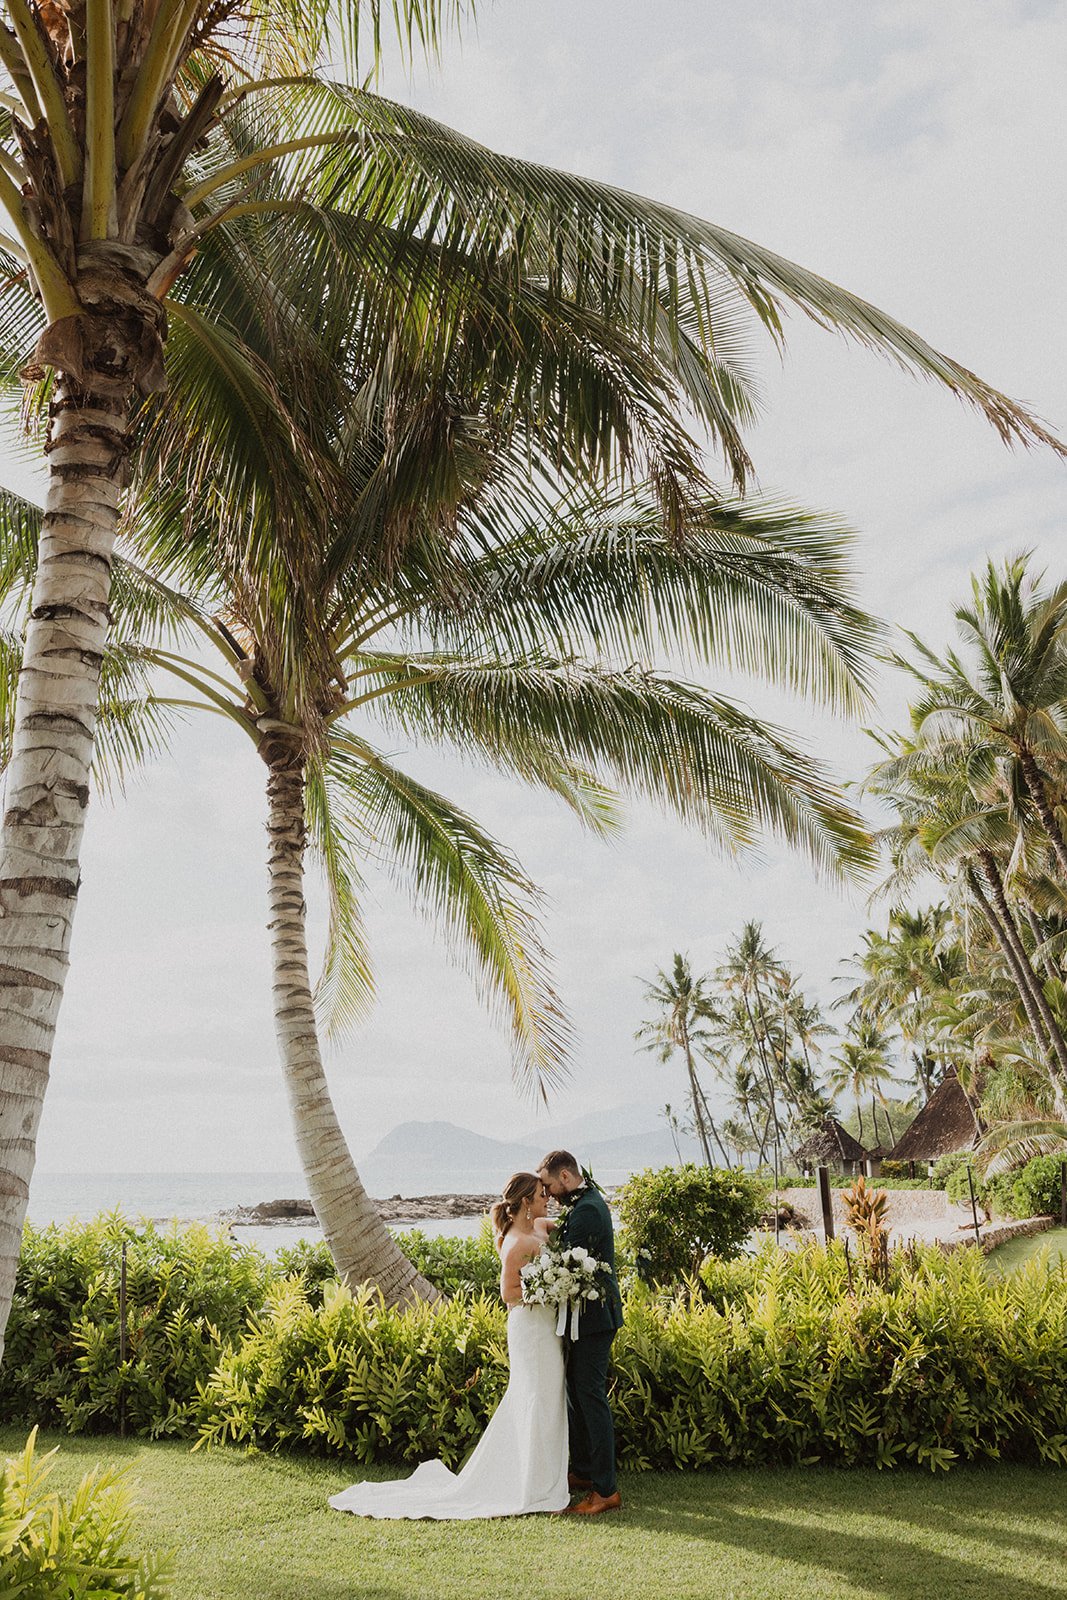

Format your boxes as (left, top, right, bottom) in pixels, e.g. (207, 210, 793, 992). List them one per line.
(0, 0, 1063, 1341)
(827, 1012, 898, 1147)
(866, 730, 1067, 1113)
(0, 286, 887, 1307)
(636, 955, 729, 1167)
(839, 906, 965, 1100)
(898, 558, 1067, 879)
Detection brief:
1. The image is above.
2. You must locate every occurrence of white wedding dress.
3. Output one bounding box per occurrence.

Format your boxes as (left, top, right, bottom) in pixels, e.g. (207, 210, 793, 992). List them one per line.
(328, 1303, 569, 1520)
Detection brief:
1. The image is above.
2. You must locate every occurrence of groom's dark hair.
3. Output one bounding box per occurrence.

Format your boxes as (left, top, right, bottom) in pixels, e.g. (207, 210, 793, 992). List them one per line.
(539, 1149, 579, 1177)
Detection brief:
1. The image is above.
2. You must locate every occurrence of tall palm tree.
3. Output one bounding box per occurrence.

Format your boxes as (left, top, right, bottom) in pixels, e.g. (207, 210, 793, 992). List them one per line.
(636, 954, 728, 1167)
(0, 0, 1063, 1346)
(0, 313, 886, 1308)
(827, 1012, 898, 1147)
(900, 558, 1067, 878)
(867, 730, 1067, 1113)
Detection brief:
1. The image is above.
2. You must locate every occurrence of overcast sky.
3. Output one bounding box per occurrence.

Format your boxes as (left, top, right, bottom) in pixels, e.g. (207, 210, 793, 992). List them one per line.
(5, 0, 1065, 1173)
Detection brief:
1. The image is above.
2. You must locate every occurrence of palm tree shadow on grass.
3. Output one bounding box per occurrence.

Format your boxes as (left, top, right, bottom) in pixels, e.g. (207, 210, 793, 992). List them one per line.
(620, 1480, 1067, 1600)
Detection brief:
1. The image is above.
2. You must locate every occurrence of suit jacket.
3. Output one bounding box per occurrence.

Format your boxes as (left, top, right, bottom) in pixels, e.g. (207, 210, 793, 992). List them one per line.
(558, 1186, 623, 1336)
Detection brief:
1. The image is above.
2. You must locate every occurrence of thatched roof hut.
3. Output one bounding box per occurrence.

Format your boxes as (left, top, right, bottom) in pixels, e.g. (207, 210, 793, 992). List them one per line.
(888, 1070, 983, 1164)
(793, 1117, 868, 1176)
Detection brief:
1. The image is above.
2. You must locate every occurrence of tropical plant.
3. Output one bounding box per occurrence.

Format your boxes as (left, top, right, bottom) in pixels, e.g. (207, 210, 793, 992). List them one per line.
(636, 954, 727, 1166)
(0, 1428, 174, 1595)
(827, 1012, 899, 1147)
(840, 1174, 890, 1273)
(617, 1162, 764, 1284)
(1, 0, 1064, 1359)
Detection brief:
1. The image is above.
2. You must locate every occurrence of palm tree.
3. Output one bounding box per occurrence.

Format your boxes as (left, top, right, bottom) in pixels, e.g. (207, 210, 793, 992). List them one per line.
(827, 1013, 898, 1148)
(0, 291, 889, 1307)
(715, 922, 800, 1157)
(866, 730, 1067, 1113)
(900, 559, 1067, 879)
(0, 0, 1063, 1346)
(636, 954, 728, 1167)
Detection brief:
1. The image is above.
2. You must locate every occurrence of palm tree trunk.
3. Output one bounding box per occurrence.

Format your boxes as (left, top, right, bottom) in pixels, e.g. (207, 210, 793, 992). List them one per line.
(973, 856, 1067, 1095)
(1017, 752, 1067, 883)
(265, 754, 437, 1306)
(0, 383, 131, 1360)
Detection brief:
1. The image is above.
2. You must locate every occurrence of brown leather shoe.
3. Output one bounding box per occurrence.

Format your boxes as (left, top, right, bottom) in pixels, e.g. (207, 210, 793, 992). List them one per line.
(568, 1472, 593, 1492)
(565, 1490, 622, 1516)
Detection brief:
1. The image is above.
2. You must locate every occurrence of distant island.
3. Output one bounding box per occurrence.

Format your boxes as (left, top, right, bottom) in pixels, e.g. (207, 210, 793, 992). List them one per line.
(351, 1110, 702, 1199)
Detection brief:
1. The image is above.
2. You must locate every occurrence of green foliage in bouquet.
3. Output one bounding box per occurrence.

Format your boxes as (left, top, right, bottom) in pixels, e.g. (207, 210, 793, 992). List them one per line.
(0, 1217, 275, 1435)
(619, 1165, 764, 1284)
(1, 1428, 174, 1597)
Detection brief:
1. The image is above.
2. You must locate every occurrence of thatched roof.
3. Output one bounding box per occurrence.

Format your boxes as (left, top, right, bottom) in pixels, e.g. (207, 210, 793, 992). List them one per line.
(888, 1071, 983, 1162)
(794, 1117, 868, 1165)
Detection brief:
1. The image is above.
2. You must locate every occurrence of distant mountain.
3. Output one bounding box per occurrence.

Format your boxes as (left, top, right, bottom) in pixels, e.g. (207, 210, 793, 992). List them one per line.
(358, 1117, 703, 1197)
(520, 1101, 676, 1149)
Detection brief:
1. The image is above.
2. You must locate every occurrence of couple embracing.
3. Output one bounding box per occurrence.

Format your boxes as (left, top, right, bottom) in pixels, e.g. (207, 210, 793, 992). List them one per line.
(329, 1149, 624, 1520)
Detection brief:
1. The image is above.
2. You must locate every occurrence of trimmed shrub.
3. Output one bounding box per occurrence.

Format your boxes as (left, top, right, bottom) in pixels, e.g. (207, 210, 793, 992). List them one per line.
(196, 1280, 509, 1466)
(1012, 1154, 1067, 1220)
(932, 1151, 971, 1188)
(1, 1428, 173, 1596)
(194, 1242, 1067, 1473)
(618, 1165, 764, 1285)
(396, 1221, 500, 1297)
(0, 1217, 275, 1435)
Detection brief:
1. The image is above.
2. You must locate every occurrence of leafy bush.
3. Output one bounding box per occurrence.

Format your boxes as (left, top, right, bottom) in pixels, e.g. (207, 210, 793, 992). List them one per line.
(932, 1152, 970, 1188)
(944, 1164, 1020, 1220)
(1, 1428, 173, 1596)
(878, 1159, 914, 1179)
(197, 1280, 509, 1466)
(396, 1221, 500, 1297)
(0, 1217, 276, 1435)
(1012, 1154, 1067, 1220)
(195, 1243, 1067, 1473)
(618, 1165, 764, 1284)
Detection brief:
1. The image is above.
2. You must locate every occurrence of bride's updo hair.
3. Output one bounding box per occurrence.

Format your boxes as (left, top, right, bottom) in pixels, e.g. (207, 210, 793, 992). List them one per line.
(490, 1172, 539, 1247)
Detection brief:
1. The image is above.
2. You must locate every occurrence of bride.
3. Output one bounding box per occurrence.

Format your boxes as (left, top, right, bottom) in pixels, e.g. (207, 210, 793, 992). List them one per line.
(328, 1172, 570, 1519)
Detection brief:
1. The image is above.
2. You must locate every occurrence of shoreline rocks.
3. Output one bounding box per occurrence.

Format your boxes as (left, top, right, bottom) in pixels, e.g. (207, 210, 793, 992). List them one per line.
(222, 1193, 501, 1226)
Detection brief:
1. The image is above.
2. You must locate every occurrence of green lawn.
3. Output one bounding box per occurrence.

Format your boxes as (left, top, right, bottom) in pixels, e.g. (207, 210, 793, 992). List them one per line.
(6, 1429, 1067, 1600)
(986, 1227, 1067, 1274)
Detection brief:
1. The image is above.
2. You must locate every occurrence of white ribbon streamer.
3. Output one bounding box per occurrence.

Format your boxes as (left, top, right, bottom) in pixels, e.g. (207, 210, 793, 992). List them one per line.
(556, 1297, 582, 1340)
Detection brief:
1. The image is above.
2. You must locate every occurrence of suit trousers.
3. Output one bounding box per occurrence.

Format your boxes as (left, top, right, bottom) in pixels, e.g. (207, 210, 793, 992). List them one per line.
(566, 1330, 617, 1496)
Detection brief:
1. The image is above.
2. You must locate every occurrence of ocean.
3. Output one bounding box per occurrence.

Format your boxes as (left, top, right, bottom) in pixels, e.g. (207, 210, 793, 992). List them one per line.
(26, 1171, 485, 1248)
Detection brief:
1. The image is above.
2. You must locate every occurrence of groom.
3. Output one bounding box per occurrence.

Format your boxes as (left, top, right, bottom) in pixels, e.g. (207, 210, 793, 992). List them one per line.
(538, 1149, 624, 1516)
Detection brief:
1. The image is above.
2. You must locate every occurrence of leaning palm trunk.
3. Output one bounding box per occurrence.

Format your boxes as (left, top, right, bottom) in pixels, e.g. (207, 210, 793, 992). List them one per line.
(0, 382, 131, 1359)
(971, 859, 1067, 1109)
(1016, 751, 1067, 885)
(265, 755, 437, 1305)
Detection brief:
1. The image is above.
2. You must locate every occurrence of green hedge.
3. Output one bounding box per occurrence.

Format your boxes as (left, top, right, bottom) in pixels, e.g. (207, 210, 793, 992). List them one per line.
(0, 1217, 498, 1435)
(9, 1220, 1067, 1473)
(193, 1242, 1067, 1472)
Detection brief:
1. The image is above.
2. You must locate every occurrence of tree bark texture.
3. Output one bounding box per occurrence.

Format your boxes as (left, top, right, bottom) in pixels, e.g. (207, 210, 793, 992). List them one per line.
(0, 384, 129, 1360)
(265, 758, 438, 1306)
(972, 857, 1067, 1108)
(1017, 751, 1067, 885)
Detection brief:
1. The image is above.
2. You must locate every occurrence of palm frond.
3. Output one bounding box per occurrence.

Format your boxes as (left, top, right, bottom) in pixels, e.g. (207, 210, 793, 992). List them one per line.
(349, 653, 874, 877)
(327, 734, 571, 1097)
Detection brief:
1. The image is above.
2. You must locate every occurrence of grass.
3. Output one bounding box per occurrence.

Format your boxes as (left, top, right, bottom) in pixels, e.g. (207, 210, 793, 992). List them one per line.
(986, 1227, 1067, 1274)
(6, 1429, 1067, 1600)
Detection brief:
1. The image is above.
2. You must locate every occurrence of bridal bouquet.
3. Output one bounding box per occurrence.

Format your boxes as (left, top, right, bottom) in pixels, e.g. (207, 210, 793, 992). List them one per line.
(520, 1243, 607, 1338)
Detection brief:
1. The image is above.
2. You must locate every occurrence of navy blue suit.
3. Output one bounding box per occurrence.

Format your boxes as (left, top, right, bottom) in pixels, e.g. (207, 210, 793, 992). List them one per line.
(558, 1187, 623, 1495)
